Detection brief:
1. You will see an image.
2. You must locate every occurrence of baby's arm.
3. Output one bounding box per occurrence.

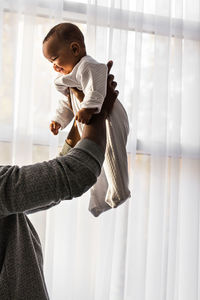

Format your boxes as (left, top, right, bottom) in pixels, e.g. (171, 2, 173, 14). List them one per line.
(50, 95, 74, 135)
(77, 62, 107, 125)
(50, 121, 61, 135)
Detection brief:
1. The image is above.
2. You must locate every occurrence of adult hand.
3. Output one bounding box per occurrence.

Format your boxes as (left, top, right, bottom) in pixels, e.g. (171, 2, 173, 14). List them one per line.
(70, 87, 84, 102)
(82, 61, 118, 151)
(100, 60, 118, 118)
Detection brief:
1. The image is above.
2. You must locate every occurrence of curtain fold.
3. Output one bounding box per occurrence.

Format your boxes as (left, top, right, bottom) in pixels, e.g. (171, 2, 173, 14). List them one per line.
(0, 0, 200, 299)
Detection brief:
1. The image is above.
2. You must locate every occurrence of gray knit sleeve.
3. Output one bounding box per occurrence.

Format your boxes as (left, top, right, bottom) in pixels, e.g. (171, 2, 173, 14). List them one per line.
(0, 139, 104, 218)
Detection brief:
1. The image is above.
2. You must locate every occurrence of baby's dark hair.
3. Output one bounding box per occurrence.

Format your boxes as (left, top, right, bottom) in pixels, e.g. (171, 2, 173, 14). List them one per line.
(43, 23, 85, 48)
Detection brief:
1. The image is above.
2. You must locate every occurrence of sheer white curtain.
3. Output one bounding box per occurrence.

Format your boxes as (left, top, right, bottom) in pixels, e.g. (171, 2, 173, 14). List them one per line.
(0, 0, 200, 299)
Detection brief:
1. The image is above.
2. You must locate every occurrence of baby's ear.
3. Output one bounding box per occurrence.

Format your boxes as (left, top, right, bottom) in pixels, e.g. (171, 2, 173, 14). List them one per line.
(70, 42, 80, 56)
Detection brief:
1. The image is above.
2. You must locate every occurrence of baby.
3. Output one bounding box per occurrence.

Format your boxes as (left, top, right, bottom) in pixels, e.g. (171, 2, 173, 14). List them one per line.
(43, 23, 130, 217)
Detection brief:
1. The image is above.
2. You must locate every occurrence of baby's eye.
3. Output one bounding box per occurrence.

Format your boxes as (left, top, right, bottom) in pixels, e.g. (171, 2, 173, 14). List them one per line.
(51, 56, 58, 62)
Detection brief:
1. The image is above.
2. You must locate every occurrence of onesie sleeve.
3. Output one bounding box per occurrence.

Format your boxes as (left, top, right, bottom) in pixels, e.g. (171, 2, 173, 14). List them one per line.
(80, 63, 108, 113)
(52, 96, 74, 129)
(0, 139, 104, 218)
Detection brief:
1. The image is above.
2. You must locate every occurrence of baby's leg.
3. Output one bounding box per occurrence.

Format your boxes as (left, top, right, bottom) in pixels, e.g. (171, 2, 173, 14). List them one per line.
(59, 142, 72, 156)
(88, 99, 130, 216)
(104, 99, 130, 207)
(59, 120, 80, 156)
(88, 167, 111, 217)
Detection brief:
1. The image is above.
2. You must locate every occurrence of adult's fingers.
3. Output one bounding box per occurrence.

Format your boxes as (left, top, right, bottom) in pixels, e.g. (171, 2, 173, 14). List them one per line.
(107, 60, 113, 74)
(107, 74, 114, 82)
(70, 87, 79, 93)
(70, 87, 84, 102)
(112, 81, 117, 89)
(114, 90, 119, 97)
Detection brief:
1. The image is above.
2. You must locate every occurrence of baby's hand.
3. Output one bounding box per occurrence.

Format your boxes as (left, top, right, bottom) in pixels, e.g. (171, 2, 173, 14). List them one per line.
(75, 108, 94, 124)
(50, 121, 61, 135)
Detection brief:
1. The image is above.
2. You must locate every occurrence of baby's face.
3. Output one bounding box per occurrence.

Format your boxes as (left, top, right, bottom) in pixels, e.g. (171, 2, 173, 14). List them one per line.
(43, 36, 78, 75)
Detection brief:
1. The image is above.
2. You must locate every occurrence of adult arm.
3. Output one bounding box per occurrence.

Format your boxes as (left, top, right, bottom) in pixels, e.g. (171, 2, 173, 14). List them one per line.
(0, 64, 118, 217)
(0, 139, 103, 217)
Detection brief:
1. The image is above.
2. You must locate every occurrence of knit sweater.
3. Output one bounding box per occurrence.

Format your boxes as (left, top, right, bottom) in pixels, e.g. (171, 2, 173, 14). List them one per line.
(0, 139, 104, 299)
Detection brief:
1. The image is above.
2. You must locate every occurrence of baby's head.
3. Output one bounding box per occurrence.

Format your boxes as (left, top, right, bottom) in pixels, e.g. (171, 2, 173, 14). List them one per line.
(43, 23, 86, 75)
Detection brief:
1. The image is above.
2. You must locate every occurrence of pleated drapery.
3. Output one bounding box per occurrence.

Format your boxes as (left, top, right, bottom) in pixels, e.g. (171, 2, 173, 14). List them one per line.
(0, 0, 200, 299)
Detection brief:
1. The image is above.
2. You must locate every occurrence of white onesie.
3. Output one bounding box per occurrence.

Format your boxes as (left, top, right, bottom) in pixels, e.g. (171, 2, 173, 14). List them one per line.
(53, 55, 130, 216)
